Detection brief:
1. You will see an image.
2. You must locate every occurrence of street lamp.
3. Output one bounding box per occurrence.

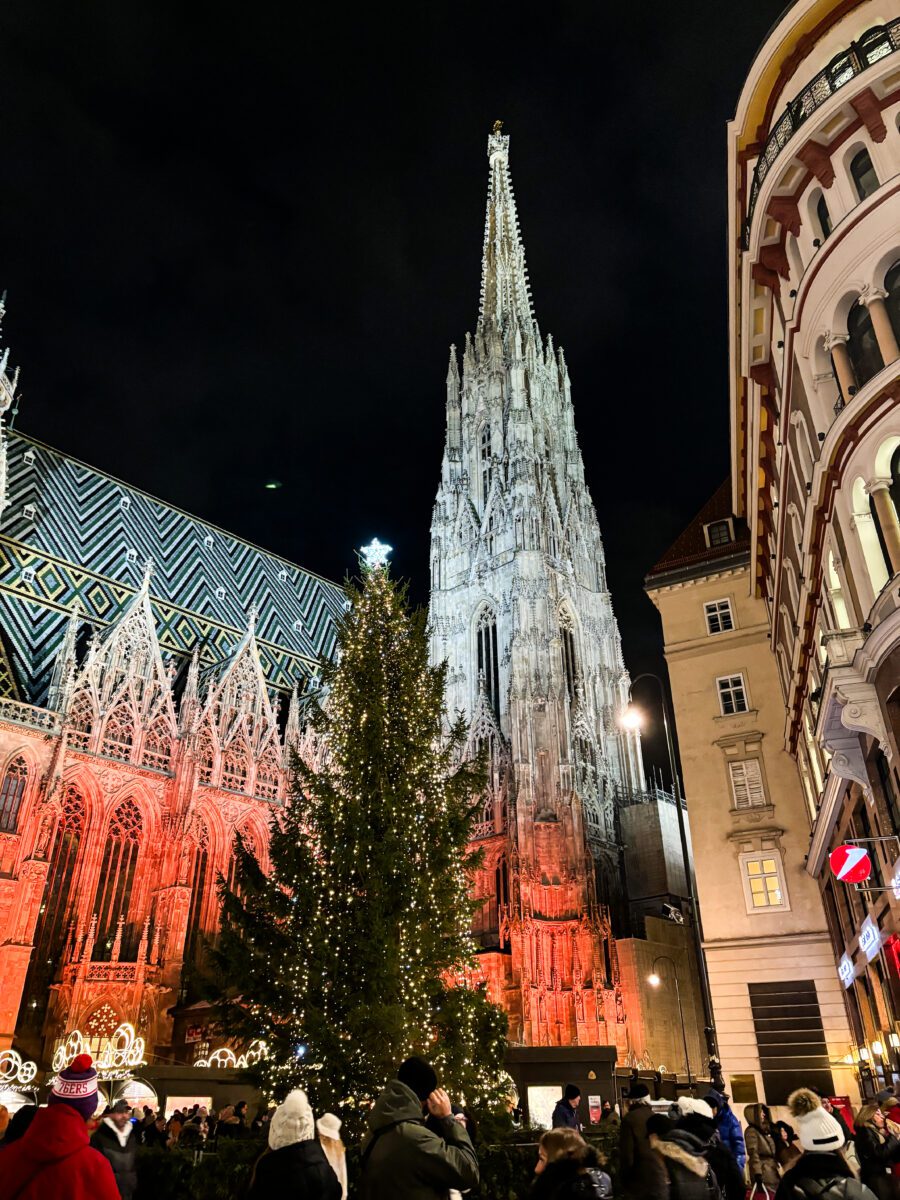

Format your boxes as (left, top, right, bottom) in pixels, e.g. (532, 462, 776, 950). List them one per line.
(648, 954, 692, 1092)
(622, 672, 722, 1087)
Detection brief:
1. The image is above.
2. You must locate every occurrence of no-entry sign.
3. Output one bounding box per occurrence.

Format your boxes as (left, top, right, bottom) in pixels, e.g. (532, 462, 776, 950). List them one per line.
(829, 844, 872, 884)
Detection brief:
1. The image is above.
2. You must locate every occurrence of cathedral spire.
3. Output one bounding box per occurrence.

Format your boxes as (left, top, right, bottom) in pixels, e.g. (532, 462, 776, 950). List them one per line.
(478, 122, 534, 335)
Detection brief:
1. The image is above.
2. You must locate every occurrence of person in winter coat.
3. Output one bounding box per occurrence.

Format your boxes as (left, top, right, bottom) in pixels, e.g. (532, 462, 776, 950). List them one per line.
(744, 1104, 781, 1193)
(647, 1114, 723, 1200)
(674, 1098, 745, 1200)
(704, 1089, 746, 1173)
(531, 1127, 612, 1199)
(360, 1056, 479, 1200)
(619, 1082, 669, 1200)
(0, 1053, 119, 1200)
(772, 1120, 802, 1172)
(142, 1116, 169, 1150)
(854, 1104, 900, 1200)
(247, 1089, 341, 1200)
(0, 1106, 36, 1148)
(552, 1086, 584, 1132)
(774, 1088, 864, 1200)
(91, 1099, 138, 1200)
(317, 1113, 348, 1200)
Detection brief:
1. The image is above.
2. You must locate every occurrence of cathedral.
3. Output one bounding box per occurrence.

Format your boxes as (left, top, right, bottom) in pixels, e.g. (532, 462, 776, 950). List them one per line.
(429, 126, 694, 1055)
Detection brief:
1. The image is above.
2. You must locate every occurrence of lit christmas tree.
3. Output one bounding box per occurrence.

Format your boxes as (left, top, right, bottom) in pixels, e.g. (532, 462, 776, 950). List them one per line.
(208, 542, 508, 1132)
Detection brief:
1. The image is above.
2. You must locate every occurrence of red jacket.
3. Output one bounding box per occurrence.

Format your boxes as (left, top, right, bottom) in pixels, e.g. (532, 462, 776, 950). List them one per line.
(0, 1104, 119, 1200)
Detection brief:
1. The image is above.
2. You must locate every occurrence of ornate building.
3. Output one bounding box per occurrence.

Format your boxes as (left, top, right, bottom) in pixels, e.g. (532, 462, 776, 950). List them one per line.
(727, 0, 900, 1096)
(429, 127, 680, 1055)
(0, 311, 344, 1065)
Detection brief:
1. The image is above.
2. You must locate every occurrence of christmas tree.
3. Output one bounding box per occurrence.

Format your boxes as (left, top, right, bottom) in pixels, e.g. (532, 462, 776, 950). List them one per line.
(207, 545, 508, 1132)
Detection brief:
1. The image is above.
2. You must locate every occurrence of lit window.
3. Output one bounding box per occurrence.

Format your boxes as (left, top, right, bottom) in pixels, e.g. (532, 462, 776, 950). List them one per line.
(742, 854, 787, 911)
(717, 674, 748, 715)
(729, 759, 766, 809)
(705, 599, 734, 635)
(705, 520, 732, 548)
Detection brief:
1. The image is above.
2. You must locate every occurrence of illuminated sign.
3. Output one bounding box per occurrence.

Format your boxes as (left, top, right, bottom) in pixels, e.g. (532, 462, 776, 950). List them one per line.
(830, 844, 872, 884)
(859, 916, 882, 962)
(838, 954, 855, 989)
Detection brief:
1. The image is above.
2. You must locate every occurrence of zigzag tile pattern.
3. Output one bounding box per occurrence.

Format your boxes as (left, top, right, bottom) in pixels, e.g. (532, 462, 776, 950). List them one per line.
(0, 432, 345, 702)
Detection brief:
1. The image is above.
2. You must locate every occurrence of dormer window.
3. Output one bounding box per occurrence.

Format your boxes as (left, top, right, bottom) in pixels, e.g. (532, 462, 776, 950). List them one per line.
(21, 566, 35, 585)
(120, 495, 131, 511)
(22, 504, 36, 522)
(215, 586, 226, 600)
(126, 548, 138, 563)
(204, 534, 214, 548)
(278, 568, 289, 582)
(704, 519, 733, 548)
(23, 449, 35, 466)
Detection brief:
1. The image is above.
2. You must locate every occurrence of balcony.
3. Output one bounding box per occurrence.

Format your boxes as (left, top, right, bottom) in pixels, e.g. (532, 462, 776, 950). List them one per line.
(744, 20, 900, 247)
(0, 697, 61, 733)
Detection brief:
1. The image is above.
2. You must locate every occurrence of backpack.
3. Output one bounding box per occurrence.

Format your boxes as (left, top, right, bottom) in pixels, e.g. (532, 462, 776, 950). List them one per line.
(793, 1178, 878, 1200)
(570, 1168, 613, 1199)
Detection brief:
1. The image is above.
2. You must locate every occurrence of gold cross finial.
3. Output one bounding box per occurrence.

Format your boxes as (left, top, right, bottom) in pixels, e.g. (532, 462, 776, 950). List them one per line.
(493, 119, 503, 134)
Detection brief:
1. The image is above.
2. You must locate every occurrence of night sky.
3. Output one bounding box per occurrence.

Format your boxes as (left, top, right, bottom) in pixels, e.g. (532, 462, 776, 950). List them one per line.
(0, 1, 787, 772)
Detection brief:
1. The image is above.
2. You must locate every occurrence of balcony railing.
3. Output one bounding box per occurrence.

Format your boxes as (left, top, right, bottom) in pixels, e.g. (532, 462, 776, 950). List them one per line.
(0, 697, 61, 732)
(743, 21, 900, 248)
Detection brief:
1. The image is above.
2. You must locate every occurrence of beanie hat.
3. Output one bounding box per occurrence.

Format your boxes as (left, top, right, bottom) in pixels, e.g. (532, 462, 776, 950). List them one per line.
(268, 1089, 314, 1151)
(675, 1096, 714, 1119)
(564, 1084, 581, 1101)
(789, 1088, 845, 1152)
(397, 1056, 438, 1102)
(317, 1112, 342, 1140)
(48, 1053, 99, 1121)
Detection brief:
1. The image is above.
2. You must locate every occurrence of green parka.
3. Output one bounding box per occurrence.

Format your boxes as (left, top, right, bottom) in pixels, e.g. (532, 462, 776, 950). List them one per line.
(360, 1080, 479, 1200)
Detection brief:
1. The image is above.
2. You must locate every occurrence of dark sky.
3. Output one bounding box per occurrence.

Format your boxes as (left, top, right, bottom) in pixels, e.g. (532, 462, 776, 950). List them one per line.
(0, 0, 786, 772)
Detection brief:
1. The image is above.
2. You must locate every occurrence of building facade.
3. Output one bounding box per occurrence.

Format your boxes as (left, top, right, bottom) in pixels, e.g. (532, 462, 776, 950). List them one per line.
(0, 321, 344, 1066)
(728, 0, 900, 1094)
(647, 483, 858, 1105)
(429, 127, 706, 1071)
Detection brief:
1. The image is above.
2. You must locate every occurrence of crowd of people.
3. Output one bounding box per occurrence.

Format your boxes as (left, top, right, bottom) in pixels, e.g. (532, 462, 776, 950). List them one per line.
(4, 1052, 900, 1198)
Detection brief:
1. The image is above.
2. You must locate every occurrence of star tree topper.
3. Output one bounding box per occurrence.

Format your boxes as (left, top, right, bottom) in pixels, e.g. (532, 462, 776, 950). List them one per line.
(360, 538, 392, 570)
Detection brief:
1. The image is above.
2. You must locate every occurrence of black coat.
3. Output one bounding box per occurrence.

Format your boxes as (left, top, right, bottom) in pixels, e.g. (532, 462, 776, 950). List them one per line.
(855, 1128, 900, 1200)
(248, 1139, 342, 1200)
(531, 1147, 611, 1200)
(552, 1099, 582, 1131)
(774, 1151, 855, 1200)
(90, 1121, 138, 1200)
(677, 1114, 745, 1200)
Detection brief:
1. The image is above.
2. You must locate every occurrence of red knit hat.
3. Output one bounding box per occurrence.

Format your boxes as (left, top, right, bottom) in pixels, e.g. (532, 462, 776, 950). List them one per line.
(48, 1053, 99, 1120)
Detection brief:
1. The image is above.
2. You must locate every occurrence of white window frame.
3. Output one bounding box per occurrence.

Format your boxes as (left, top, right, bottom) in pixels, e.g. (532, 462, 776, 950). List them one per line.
(717, 673, 749, 716)
(739, 850, 790, 914)
(728, 758, 767, 810)
(705, 598, 734, 635)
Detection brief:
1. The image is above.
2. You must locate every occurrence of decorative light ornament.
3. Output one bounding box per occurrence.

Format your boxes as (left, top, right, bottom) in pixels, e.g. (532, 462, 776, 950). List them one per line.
(360, 539, 392, 570)
(0, 1048, 38, 1088)
(52, 1024, 146, 1080)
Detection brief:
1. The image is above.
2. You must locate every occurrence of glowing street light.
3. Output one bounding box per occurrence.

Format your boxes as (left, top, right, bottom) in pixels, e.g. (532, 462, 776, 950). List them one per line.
(620, 704, 643, 732)
(647, 954, 692, 1092)
(647, 972, 661, 988)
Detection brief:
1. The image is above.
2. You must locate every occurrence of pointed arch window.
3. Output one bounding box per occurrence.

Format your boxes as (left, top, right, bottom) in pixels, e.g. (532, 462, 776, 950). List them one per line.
(222, 744, 249, 793)
(228, 825, 258, 895)
(0, 756, 28, 833)
(480, 424, 492, 506)
(476, 608, 500, 717)
(184, 817, 210, 972)
(197, 730, 216, 785)
(850, 148, 879, 201)
(68, 693, 94, 751)
(560, 611, 578, 702)
(847, 299, 884, 388)
(255, 751, 280, 800)
(93, 799, 142, 961)
(101, 704, 133, 762)
(141, 718, 171, 771)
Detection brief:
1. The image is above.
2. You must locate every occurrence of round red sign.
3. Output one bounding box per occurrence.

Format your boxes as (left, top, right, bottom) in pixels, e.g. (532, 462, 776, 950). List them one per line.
(829, 844, 872, 884)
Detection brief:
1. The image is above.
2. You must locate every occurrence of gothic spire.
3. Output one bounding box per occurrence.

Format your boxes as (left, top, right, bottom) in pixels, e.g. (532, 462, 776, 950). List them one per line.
(478, 122, 534, 335)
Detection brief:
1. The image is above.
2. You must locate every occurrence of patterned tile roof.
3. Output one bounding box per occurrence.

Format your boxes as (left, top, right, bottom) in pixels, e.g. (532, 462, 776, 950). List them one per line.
(0, 430, 345, 703)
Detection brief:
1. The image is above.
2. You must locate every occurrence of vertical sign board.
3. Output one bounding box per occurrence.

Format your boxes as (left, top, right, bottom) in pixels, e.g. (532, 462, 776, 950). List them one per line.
(838, 954, 855, 989)
(859, 915, 882, 962)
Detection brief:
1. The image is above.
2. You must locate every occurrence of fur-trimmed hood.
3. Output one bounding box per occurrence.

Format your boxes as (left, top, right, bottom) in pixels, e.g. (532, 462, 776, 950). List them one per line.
(651, 1130, 709, 1178)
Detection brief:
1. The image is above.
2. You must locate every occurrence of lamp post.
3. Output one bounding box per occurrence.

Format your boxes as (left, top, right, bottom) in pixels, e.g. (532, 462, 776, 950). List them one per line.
(648, 954, 692, 1091)
(621, 672, 722, 1087)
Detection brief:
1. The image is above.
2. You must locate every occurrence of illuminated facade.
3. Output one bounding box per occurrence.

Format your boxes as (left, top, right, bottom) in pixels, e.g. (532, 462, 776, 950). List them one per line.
(726, 0, 900, 1094)
(429, 128, 704, 1062)
(0, 326, 344, 1064)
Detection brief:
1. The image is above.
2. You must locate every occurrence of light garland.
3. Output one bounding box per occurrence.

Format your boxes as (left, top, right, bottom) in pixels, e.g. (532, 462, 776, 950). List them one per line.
(0, 1048, 38, 1089)
(52, 1023, 146, 1081)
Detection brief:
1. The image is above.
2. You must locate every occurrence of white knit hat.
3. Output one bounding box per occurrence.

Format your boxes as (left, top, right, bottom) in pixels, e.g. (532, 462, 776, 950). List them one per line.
(675, 1097, 714, 1119)
(269, 1089, 314, 1150)
(789, 1089, 845, 1152)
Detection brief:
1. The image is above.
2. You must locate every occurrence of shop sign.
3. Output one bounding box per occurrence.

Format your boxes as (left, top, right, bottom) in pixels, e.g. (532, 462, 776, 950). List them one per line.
(830, 844, 872, 884)
(838, 954, 855, 988)
(860, 915, 882, 962)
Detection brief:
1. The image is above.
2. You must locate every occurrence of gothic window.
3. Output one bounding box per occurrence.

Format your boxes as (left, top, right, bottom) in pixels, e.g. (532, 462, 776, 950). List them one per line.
(141, 718, 171, 771)
(228, 824, 258, 895)
(0, 756, 27, 833)
(885, 261, 900, 348)
(476, 608, 500, 716)
(495, 855, 509, 910)
(84, 1003, 120, 1062)
(559, 611, 578, 702)
(485, 515, 495, 556)
(480, 424, 492, 505)
(847, 300, 884, 388)
(549, 520, 560, 558)
(93, 799, 142, 960)
(197, 731, 216, 785)
(184, 818, 210, 971)
(222, 744, 249, 792)
(68, 693, 94, 751)
(816, 194, 832, 241)
(101, 704, 133, 762)
(850, 148, 879, 201)
(255, 751, 280, 800)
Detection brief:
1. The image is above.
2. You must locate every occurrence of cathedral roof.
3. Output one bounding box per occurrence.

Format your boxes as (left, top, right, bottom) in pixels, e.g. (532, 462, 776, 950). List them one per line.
(645, 479, 750, 584)
(0, 430, 345, 704)
(478, 124, 534, 333)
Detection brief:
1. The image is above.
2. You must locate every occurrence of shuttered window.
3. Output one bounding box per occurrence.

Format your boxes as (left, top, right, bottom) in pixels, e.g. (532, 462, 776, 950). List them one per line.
(729, 759, 766, 809)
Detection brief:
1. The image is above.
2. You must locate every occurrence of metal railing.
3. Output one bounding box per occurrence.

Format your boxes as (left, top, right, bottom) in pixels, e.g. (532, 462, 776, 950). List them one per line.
(744, 21, 900, 247)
